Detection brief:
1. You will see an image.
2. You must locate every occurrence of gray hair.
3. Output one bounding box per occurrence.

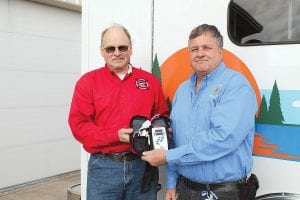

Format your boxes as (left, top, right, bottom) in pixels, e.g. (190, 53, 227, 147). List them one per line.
(189, 24, 223, 48)
(101, 24, 132, 46)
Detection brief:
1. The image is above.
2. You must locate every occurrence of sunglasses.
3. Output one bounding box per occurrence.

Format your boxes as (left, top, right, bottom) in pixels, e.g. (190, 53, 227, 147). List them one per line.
(103, 45, 130, 53)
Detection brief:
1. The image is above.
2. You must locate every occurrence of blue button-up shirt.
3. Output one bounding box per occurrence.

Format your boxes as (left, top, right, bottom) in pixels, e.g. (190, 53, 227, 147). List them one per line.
(166, 62, 258, 189)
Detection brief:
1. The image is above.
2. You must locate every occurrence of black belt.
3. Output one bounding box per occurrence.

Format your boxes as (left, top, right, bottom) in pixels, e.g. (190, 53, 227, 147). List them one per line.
(98, 152, 139, 162)
(179, 175, 246, 191)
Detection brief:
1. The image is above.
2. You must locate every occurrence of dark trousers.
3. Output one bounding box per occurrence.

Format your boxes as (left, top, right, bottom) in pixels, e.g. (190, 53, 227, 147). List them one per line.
(176, 176, 240, 200)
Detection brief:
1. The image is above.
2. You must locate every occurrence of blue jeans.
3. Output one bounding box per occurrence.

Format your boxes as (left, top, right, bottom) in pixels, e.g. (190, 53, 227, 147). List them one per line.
(87, 153, 158, 200)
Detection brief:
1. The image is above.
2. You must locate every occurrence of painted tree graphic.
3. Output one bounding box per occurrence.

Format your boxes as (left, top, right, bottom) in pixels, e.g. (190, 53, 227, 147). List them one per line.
(152, 54, 162, 82)
(256, 95, 268, 123)
(151, 54, 172, 111)
(166, 97, 172, 111)
(268, 80, 284, 124)
(256, 80, 284, 124)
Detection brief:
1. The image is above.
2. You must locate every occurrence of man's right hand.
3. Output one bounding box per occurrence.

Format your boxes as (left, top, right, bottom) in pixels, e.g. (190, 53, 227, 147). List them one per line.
(118, 128, 133, 143)
(166, 189, 176, 200)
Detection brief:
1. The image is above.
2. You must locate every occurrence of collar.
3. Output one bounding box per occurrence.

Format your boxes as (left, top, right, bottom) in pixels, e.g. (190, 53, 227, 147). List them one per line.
(105, 64, 133, 80)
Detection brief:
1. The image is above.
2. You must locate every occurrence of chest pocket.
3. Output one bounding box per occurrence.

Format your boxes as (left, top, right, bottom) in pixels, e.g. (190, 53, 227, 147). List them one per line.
(194, 84, 223, 131)
(197, 84, 223, 109)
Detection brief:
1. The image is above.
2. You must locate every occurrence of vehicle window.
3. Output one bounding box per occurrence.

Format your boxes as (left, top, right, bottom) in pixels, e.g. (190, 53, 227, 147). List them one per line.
(228, 0, 300, 45)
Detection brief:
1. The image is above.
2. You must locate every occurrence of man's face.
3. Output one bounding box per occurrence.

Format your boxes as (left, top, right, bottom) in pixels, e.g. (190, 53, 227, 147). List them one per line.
(188, 32, 223, 77)
(101, 27, 132, 73)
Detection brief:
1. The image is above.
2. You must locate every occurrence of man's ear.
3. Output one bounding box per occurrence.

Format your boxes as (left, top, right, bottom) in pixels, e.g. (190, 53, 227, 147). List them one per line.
(219, 48, 224, 58)
(100, 47, 105, 57)
(129, 47, 133, 56)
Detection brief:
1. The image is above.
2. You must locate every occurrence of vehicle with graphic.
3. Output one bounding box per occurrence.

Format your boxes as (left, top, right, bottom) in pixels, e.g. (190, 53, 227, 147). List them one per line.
(151, 0, 300, 198)
(82, 0, 300, 199)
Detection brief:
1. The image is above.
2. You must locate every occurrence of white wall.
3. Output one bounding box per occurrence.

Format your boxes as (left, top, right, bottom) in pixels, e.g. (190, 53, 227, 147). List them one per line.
(0, 0, 81, 188)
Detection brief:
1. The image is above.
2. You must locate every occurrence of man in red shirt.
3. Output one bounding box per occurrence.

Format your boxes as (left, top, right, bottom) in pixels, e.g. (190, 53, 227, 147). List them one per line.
(68, 24, 168, 200)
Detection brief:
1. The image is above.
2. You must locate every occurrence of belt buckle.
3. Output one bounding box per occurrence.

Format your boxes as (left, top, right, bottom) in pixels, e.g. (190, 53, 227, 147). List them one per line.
(112, 152, 131, 161)
(121, 153, 129, 161)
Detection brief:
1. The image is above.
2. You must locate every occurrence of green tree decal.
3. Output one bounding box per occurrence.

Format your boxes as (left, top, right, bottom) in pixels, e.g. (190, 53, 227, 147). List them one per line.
(268, 80, 284, 124)
(256, 80, 285, 125)
(256, 95, 268, 123)
(152, 54, 162, 82)
(152, 54, 173, 112)
(166, 97, 172, 111)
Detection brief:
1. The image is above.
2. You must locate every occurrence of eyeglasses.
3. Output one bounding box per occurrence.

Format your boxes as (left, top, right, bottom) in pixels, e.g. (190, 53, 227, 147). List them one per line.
(103, 45, 130, 53)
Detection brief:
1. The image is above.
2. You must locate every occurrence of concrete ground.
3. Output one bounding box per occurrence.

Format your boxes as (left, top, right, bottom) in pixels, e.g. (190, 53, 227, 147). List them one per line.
(0, 170, 80, 200)
(0, 169, 168, 200)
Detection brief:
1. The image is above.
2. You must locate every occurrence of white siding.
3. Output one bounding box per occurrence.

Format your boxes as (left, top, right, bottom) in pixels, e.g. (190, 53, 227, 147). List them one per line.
(0, 0, 81, 188)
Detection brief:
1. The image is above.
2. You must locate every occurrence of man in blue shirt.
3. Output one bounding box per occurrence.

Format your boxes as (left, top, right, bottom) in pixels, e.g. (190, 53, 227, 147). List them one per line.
(142, 24, 258, 200)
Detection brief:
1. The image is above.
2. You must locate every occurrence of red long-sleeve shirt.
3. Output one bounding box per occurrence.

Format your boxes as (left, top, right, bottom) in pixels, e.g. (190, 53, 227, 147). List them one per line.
(68, 65, 169, 153)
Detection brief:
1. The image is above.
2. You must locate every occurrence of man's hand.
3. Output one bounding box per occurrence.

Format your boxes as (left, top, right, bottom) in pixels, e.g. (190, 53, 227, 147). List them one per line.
(118, 128, 133, 143)
(141, 149, 167, 166)
(166, 189, 176, 200)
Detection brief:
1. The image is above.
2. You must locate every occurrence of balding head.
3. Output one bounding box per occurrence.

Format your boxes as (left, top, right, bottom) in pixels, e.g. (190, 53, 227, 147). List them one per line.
(101, 24, 132, 48)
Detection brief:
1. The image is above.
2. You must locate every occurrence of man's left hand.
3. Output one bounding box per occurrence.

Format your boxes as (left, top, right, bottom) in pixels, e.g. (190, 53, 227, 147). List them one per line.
(118, 128, 133, 143)
(141, 149, 167, 166)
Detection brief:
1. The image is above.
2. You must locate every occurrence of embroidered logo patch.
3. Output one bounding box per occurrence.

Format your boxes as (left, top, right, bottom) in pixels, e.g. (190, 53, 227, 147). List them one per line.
(210, 84, 223, 98)
(135, 78, 149, 90)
